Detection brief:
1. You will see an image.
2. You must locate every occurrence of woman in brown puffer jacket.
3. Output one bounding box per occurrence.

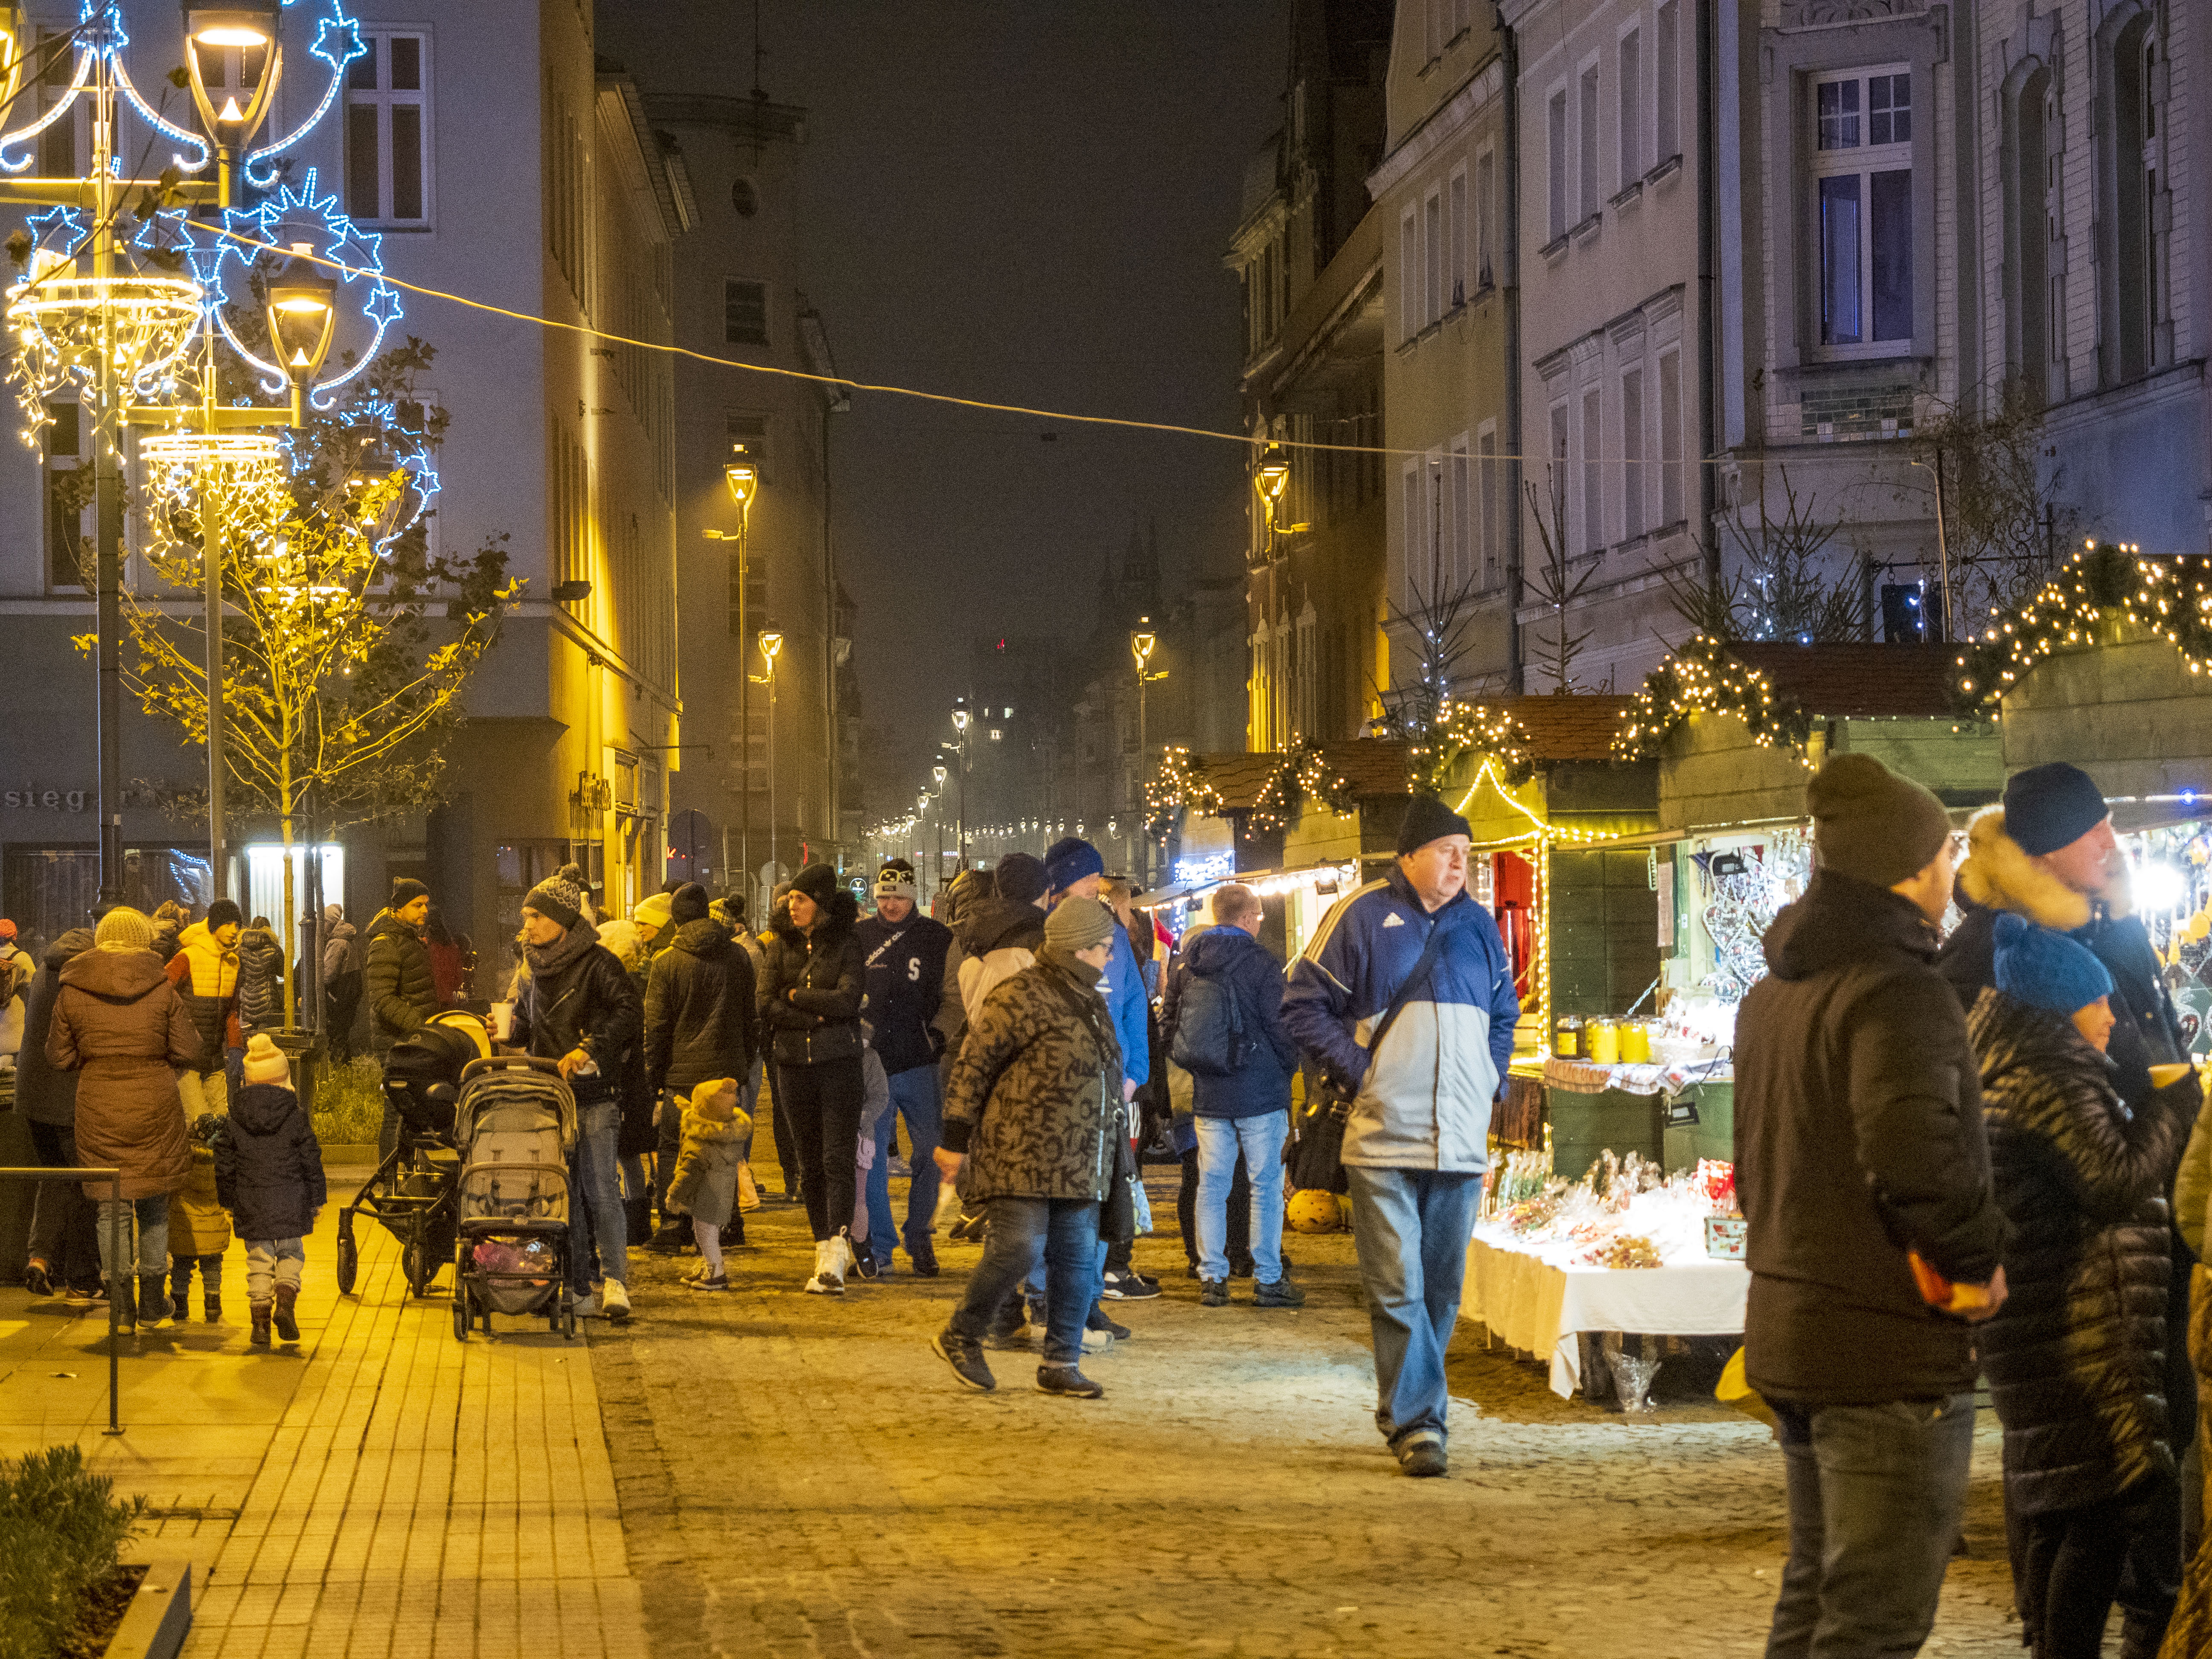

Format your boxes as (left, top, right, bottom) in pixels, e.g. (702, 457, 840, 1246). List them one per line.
(46, 906, 200, 1329)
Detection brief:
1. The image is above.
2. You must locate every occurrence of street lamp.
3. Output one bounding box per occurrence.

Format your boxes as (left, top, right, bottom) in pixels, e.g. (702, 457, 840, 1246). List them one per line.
(1130, 619, 1168, 887)
(710, 450, 760, 907)
(181, 4, 285, 207)
(1251, 441, 1308, 557)
(755, 630, 783, 916)
(265, 244, 338, 422)
(950, 704, 971, 864)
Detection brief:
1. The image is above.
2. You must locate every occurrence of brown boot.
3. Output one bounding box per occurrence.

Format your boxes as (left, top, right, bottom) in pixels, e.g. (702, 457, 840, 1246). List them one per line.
(272, 1283, 300, 1342)
(250, 1301, 271, 1348)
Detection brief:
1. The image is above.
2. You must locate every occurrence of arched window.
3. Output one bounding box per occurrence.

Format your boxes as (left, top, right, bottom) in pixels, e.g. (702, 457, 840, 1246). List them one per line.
(2096, 6, 2164, 385)
(2001, 59, 2055, 401)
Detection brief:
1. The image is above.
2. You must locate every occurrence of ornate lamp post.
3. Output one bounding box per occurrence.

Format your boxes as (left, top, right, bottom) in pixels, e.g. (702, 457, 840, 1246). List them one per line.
(1129, 620, 1166, 887)
(710, 454, 759, 896)
(755, 629, 783, 914)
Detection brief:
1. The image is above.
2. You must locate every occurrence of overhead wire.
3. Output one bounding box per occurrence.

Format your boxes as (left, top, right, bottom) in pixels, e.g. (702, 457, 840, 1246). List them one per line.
(189, 217, 1715, 472)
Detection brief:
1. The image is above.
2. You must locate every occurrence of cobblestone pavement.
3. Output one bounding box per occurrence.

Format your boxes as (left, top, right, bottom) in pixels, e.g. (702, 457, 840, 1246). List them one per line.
(589, 1137, 2038, 1659)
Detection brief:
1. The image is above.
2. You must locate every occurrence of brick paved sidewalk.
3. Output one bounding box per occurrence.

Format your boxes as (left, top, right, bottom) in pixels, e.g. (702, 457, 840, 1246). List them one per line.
(0, 1168, 647, 1659)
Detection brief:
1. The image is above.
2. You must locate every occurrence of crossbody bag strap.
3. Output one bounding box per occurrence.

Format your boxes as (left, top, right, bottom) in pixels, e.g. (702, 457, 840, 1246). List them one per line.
(1353, 908, 1452, 1074)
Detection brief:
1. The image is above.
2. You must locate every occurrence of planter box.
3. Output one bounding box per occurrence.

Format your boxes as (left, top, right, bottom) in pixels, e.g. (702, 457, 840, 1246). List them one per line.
(106, 1557, 192, 1659)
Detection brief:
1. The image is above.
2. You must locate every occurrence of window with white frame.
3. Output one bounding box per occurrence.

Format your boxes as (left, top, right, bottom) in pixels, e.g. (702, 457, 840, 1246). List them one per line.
(346, 32, 431, 226)
(1477, 425, 1500, 590)
(1425, 188, 1444, 323)
(1620, 366, 1645, 541)
(1812, 66, 1913, 353)
(1547, 89, 1569, 244)
(1656, 2, 1680, 163)
(1449, 439, 1472, 591)
(1402, 462, 1422, 609)
(1547, 400, 1571, 546)
(1448, 167, 1467, 309)
(1618, 29, 1642, 190)
(1579, 63, 1601, 224)
(1475, 148, 1496, 288)
(1658, 348, 1684, 526)
(1580, 386, 1604, 553)
(1400, 208, 1420, 338)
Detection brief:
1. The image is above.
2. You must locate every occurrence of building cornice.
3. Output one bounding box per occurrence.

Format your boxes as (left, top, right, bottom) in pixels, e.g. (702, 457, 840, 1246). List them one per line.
(1368, 57, 1504, 198)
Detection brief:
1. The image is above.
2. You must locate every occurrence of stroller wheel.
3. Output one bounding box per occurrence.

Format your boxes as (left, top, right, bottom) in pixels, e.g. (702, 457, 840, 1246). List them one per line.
(452, 1289, 469, 1342)
(564, 1307, 576, 1339)
(402, 1240, 427, 1297)
(335, 1225, 359, 1297)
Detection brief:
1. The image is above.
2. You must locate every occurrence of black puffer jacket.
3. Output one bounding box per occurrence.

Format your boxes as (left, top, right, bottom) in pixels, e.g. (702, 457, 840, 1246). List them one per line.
(215, 1082, 327, 1241)
(364, 910, 439, 1054)
(1735, 870, 2009, 1406)
(14, 927, 92, 1127)
(1970, 986, 2193, 1515)
(643, 917, 757, 1092)
(853, 911, 952, 1076)
(757, 892, 864, 1067)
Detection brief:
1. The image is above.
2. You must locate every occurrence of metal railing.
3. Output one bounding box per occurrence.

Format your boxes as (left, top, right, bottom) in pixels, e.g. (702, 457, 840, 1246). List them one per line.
(0, 1166, 127, 1434)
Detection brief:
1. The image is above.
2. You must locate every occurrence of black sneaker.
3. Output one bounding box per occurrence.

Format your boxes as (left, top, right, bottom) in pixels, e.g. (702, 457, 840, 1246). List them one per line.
(854, 1251, 880, 1281)
(1101, 1270, 1160, 1301)
(1397, 1431, 1448, 1478)
(1255, 1277, 1307, 1309)
(906, 1238, 940, 1278)
(643, 1224, 690, 1256)
(23, 1261, 52, 1297)
(933, 1331, 996, 1392)
(1199, 1278, 1228, 1308)
(1087, 1305, 1131, 1341)
(1228, 1256, 1256, 1281)
(982, 1305, 1032, 1350)
(1035, 1363, 1105, 1399)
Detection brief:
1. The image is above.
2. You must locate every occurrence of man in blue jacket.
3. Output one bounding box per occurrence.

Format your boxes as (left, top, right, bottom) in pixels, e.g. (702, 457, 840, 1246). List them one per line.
(855, 859, 953, 1276)
(1282, 795, 1519, 1478)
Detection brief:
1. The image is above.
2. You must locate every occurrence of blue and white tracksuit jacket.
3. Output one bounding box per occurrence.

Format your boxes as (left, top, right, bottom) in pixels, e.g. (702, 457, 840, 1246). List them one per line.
(1280, 867, 1519, 1172)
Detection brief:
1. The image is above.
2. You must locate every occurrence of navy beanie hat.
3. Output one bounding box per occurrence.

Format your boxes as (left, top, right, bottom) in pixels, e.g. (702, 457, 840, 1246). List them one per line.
(994, 852, 1050, 905)
(2004, 763, 2110, 858)
(791, 862, 840, 905)
(669, 882, 710, 924)
(1043, 837, 1105, 894)
(1994, 912, 2113, 1014)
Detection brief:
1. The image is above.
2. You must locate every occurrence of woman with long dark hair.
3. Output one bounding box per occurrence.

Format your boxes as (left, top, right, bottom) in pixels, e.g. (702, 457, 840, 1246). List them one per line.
(757, 863, 866, 1293)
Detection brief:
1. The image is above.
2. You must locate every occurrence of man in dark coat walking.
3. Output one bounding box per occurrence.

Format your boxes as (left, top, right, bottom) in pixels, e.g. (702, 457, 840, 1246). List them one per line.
(1736, 754, 2010, 1658)
(366, 879, 442, 1158)
(854, 859, 952, 1276)
(642, 882, 756, 1250)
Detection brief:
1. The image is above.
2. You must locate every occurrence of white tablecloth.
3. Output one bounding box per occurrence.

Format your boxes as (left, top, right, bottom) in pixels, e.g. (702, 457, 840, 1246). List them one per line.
(1461, 1225, 1749, 1397)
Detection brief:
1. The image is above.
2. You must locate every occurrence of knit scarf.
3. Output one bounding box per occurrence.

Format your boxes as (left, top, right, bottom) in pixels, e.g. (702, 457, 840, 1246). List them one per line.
(523, 917, 600, 982)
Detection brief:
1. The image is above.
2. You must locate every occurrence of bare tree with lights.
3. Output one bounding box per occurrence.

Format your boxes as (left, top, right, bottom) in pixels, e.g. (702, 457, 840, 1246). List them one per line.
(1522, 467, 1598, 691)
(81, 337, 516, 1022)
(1660, 466, 1861, 646)
(1904, 381, 2076, 620)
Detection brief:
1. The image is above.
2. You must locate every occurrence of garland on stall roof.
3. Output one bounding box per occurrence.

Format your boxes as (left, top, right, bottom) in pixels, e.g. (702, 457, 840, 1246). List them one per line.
(1145, 746, 1221, 838)
(1410, 701, 1534, 794)
(1952, 542, 2212, 713)
(1612, 633, 1816, 765)
(1249, 738, 1361, 833)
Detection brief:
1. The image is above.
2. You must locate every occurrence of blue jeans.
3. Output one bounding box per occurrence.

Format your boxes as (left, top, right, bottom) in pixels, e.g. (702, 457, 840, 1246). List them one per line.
(567, 1100, 627, 1294)
(1196, 1111, 1288, 1282)
(864, 1063, 945, 1269)
(950, 1196, 1100, 1365)
(1345, 1165, 1482, 1447)
(96, 1195, 170, 1278)
(1764, 1394, 1976, 1658)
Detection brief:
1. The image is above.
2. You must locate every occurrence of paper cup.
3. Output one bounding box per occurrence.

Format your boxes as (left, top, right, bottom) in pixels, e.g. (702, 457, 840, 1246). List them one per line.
(489, 1001, 515, 1042)
(2150, 1062, 2194, 1089)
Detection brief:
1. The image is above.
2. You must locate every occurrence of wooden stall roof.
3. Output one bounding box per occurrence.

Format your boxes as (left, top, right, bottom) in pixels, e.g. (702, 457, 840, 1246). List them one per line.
(1729, 643, 1957, 719)
(1500, 695, 1638, 759)
(1189, 740, 1411, 809)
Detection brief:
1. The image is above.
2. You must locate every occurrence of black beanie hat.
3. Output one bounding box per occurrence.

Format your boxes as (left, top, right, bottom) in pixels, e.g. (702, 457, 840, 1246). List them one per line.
(1396, 793, 1474, 856)
(390, 877, 429, 909)
(1807, 754, 1952, 888)
(2003, 762, 2110, 857)
(205, 897, 243, 931)
(791, 862, 840, 905)
(669, 882, 710, 924)
(993, 852, 1050, 905)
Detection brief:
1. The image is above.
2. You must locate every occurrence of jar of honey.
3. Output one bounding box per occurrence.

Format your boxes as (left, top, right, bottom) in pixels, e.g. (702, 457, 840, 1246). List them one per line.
(1586, 1018, 1621, 1065)
(1554, 1013, 1581, 1057)
(1620, 1019, 1652, 1063)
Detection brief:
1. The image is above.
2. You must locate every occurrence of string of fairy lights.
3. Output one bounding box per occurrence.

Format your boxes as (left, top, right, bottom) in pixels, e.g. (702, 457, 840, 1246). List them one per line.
(1612, 633, 1816, 768)
(1411, 701, 1534, 793)
(1144, 740, 1360, 842)
(1954, 541, 2212, 710)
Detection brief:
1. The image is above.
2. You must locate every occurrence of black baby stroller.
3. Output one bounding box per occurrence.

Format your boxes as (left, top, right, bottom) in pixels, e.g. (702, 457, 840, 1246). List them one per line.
(334, 1012, 489, 1298)
(450, 1056, 579, 1341)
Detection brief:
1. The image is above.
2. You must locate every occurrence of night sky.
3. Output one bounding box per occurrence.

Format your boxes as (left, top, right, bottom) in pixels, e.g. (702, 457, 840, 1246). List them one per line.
(765, 2, 1290, 813)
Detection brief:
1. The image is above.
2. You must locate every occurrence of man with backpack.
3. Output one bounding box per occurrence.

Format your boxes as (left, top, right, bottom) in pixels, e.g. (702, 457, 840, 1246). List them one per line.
(1281, 795, 1520, 1479)
(1165, 882, 1303, 1310)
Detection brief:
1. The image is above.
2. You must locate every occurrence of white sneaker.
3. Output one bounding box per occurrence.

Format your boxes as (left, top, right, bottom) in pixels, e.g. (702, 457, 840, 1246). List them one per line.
(1081, 1325, 1113, 1354)
(602, 1279, 631, 1322)
(804, 1239, 844, 1296)
(572, 1292, 600, 1318)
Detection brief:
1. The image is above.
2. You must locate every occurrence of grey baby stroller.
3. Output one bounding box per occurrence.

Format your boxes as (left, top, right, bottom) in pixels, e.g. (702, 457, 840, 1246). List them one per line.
(450, 1056, 580, 1341)
(336, 1012, 491, 1298)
